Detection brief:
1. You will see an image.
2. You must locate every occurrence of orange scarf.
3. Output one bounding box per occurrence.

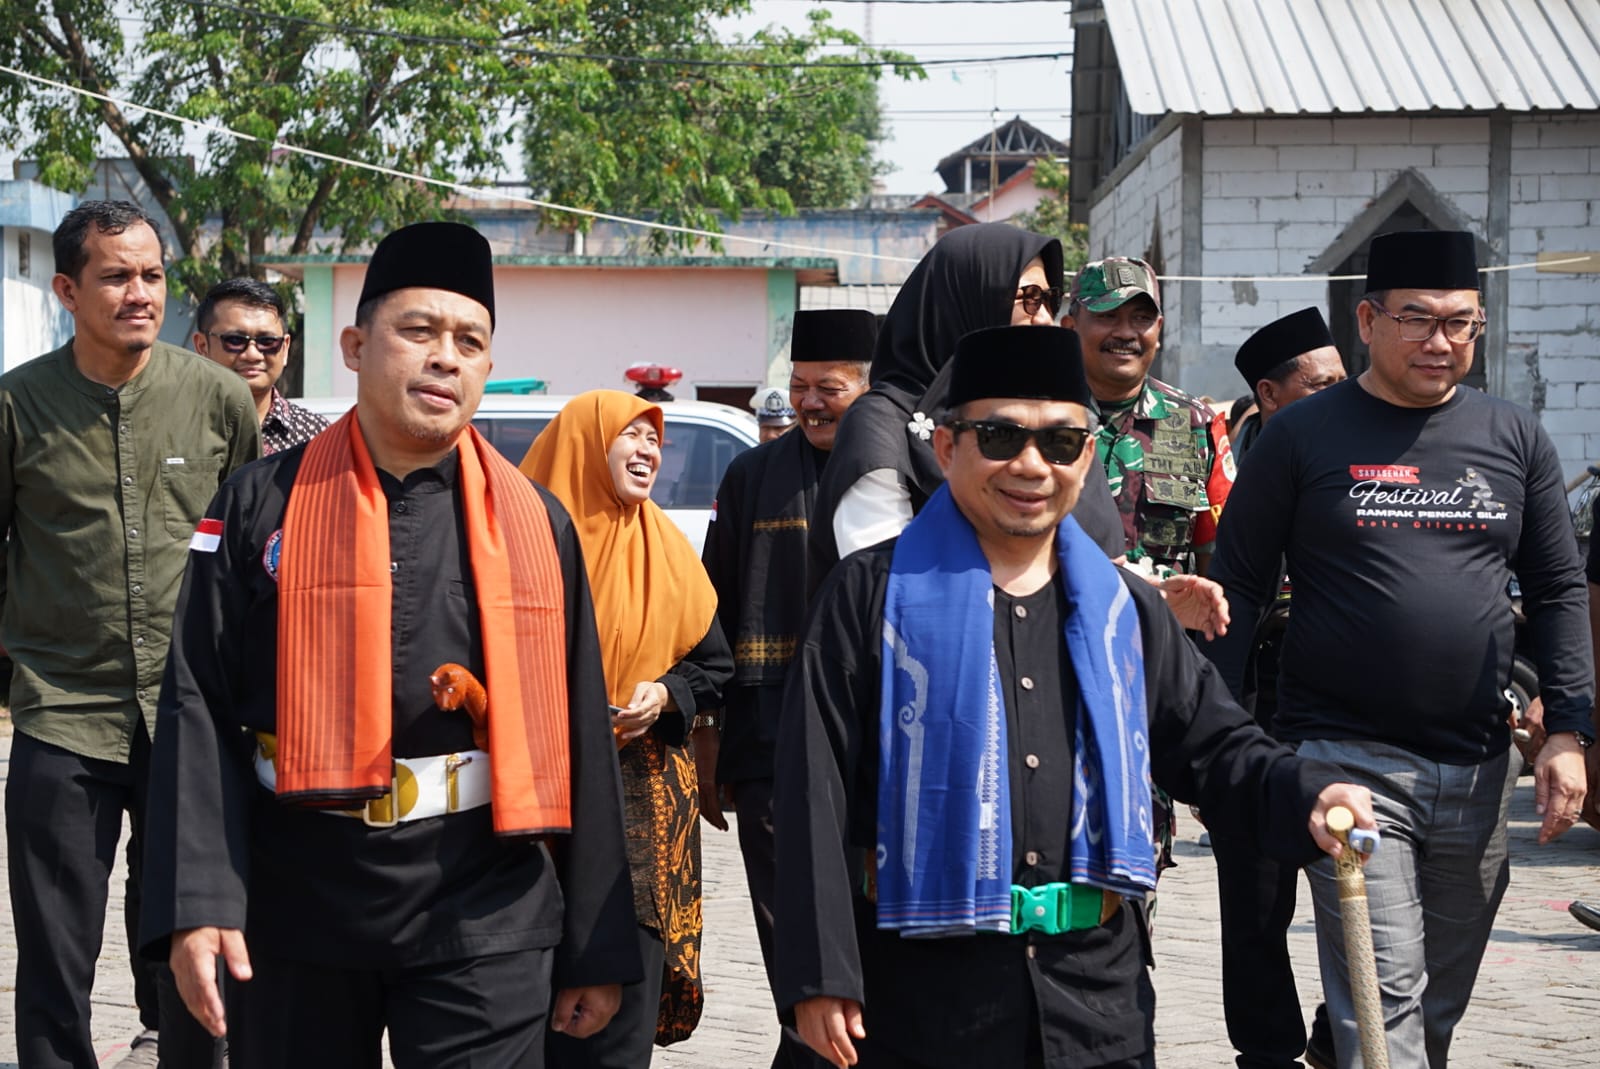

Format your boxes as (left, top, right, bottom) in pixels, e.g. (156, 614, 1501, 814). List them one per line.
(518, 391, 717, 707)
(275, 410, 572, 836)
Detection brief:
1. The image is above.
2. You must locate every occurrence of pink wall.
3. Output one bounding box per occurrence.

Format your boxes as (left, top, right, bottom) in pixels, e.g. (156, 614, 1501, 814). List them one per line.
(319, 265, 775, 397)
(978, 179, 1048, 223)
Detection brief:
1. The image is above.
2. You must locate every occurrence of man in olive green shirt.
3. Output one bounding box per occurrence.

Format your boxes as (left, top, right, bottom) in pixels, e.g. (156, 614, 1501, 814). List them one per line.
(1, 201, 259, 1069)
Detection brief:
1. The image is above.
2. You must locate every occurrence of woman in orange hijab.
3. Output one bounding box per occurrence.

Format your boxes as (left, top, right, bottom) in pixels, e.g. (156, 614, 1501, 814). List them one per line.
(521, 390, 731, 1067)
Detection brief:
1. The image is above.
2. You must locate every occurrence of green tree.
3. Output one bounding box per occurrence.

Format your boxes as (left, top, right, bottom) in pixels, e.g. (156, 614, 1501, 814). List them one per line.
(521, 8, 920, 251)
(0, 1, 573, 296)
(0, 2, 917, 290)
(1010, 155, 1089, 275)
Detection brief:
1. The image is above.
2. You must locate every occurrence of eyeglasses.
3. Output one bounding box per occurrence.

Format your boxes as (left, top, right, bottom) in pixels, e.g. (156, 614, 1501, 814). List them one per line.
(210, 331, 287, 356)
(946, 419, 1091, 465)
(1015, 285, 1065, 318)
(1365, 301, 1484, 344)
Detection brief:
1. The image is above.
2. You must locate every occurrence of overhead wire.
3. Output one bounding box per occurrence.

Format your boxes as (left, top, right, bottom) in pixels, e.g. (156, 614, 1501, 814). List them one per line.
(0, 63, 1583, 281)
(166, 0, 1062, 69)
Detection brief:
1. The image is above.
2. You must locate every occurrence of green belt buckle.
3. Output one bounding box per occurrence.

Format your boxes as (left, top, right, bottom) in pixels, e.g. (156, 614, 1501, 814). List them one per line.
(1010, 882, 1102, 935)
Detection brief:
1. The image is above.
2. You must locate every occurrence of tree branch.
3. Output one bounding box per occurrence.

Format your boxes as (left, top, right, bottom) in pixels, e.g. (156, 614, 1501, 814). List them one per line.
(51, 2, 198, 259)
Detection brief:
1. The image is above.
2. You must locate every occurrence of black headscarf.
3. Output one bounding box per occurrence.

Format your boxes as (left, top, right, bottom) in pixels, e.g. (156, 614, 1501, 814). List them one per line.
(871, 222, 1063, 398)
(809, 224, 1125, 589)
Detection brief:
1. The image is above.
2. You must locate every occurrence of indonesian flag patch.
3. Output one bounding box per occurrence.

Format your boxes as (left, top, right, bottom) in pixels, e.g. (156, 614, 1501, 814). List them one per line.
(189, 517, 223, 553)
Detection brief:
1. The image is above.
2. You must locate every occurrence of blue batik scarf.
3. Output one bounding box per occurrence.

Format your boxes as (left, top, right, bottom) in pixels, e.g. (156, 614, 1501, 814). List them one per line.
(876, 484, 1157, 936)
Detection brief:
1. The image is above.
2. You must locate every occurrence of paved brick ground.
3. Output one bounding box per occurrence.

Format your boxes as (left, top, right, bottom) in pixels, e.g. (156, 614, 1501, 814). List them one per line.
(2, 721, 1596, 1067)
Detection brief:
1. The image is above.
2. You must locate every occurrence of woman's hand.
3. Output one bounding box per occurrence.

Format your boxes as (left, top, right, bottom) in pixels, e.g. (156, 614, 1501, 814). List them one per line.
(613, 680, 673, 742)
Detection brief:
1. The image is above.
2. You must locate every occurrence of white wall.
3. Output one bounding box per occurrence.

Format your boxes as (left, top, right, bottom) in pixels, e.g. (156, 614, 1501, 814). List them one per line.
(1089, 113, 1600, 474)
(311, 263, 778, 400)
(1506, 114, 1600, 481)
(1189, 116, 1496, 401)
(1, 225, 72, 371)
(1087, 123, 1188, 380)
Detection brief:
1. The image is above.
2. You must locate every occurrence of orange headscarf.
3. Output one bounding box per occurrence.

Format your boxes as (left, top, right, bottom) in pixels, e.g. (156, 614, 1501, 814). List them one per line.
(520, 390, 718, 707)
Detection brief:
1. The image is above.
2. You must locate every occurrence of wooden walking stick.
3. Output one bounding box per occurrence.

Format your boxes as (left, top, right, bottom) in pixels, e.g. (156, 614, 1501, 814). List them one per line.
(1326, 806, 1388, 1069)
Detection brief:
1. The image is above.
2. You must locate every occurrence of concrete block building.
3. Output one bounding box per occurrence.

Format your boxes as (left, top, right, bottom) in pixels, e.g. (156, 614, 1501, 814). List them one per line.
(1070, 0, 1600, 478)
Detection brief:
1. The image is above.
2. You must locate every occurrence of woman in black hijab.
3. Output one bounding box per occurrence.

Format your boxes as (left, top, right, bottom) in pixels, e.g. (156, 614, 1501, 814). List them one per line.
(808, 222, 1126, 588)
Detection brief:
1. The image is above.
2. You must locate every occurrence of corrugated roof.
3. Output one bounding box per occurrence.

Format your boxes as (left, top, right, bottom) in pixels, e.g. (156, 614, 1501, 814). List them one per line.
(1102, 0, 1600, 115)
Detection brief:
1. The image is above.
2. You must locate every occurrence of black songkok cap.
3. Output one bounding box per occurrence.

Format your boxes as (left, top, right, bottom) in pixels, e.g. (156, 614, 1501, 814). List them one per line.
(1234, 306, 1336, 388)
(1365, 230, 1480, 293)
(946, 326, 1094, 410)
(791, 309, 879, 363)
(359, 221, 496, 328)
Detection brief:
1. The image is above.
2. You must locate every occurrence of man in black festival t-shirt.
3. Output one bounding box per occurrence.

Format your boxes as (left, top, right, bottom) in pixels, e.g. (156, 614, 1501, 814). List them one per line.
(1206, 230, 1592, 1069)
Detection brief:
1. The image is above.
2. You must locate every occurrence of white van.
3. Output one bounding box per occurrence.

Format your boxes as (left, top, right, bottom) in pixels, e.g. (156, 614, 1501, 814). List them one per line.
(301, 395, 759, 554)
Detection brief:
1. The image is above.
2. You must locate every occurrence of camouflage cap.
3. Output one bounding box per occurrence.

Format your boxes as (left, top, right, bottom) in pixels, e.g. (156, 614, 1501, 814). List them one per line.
(1070, 257, 1162, 314)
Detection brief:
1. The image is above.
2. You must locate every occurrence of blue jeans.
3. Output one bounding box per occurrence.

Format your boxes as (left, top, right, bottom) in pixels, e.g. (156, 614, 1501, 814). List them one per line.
(1300, 739, 1517, 1069)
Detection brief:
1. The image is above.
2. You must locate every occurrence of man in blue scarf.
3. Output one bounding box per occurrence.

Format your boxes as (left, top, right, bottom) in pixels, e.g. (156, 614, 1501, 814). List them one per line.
(772, 325, 1375, 1069)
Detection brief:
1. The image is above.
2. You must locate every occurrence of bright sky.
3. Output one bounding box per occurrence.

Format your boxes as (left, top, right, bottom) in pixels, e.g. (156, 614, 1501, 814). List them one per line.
(723, 1, 1074, 195)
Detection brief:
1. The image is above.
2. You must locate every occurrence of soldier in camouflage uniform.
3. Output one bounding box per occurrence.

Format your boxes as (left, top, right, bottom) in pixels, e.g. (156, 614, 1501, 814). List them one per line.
(1066, 256, 1237, 877)
(1065, 257, 1235, 575)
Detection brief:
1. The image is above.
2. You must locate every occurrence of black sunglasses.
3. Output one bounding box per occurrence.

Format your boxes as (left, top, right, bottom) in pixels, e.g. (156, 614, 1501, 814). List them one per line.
(946, 419, 1091, 465)
(1015, 284, 1065, 318)
(210, 331, 287, 356)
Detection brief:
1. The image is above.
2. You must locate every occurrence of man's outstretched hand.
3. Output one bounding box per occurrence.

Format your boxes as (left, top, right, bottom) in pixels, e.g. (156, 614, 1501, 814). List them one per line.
(1155, 573, 1231, 639)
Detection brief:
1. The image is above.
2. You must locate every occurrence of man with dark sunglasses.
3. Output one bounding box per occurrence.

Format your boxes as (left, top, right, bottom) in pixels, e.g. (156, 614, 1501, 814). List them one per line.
(194, 278, 328, 454)
(1064, 257, 1235, 578)
(773, 325, 1375, 1069)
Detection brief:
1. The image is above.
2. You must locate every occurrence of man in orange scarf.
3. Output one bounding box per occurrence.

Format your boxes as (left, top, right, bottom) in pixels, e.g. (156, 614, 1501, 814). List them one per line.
(139, 221, 640, 1068)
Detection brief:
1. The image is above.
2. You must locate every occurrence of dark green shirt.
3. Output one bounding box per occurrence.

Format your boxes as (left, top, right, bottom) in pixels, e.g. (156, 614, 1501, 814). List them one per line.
(0, 340, 260, 762)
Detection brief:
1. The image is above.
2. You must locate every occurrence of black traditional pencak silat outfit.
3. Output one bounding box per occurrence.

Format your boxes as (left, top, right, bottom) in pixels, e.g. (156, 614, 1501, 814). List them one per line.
(138, 440, 641, 1065)
(773, 326, 1345, 1069)
(704, 422, 828, 786)
(773, 500, 1342, 1069)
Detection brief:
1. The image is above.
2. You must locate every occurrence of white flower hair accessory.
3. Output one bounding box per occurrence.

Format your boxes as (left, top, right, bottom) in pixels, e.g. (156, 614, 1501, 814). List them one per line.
(907, 412, 935, 441)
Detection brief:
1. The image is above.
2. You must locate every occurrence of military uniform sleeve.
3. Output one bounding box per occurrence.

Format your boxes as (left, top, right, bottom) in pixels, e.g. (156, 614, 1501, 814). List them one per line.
(657, 622, 734, 745)
(141, 479, 259, 958)
(773, 550, 884, 1015)
(1203, 417, 1298, 699)
(1130, 577, 1337, 866)
(1512, 420, 1594, 737)
(543, 494, 645, 989)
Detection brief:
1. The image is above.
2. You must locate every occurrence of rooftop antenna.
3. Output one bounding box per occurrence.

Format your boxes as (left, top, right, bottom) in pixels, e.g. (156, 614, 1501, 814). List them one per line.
(988, 70, 1000, 221)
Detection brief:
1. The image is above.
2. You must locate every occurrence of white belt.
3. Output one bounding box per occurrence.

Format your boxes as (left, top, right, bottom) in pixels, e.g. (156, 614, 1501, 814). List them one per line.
(254, 739, 492, 827)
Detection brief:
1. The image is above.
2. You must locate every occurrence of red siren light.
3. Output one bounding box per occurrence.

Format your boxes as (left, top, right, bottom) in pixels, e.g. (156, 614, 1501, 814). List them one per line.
(624, 364, 684, 388)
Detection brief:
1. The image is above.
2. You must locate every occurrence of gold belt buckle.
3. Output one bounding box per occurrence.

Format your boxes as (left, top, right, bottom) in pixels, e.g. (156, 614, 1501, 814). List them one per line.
(363, 775, 400, 828)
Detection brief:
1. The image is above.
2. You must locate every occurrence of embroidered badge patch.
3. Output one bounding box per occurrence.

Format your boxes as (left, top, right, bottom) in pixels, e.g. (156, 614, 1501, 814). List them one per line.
(262, 528, 283, 581)
(189, 518, 223, 553)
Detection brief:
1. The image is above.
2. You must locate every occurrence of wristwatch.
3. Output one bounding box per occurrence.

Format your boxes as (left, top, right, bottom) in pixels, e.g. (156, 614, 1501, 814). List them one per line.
(691, 713, 719, 732)
(1569, 730, 1595, 749)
